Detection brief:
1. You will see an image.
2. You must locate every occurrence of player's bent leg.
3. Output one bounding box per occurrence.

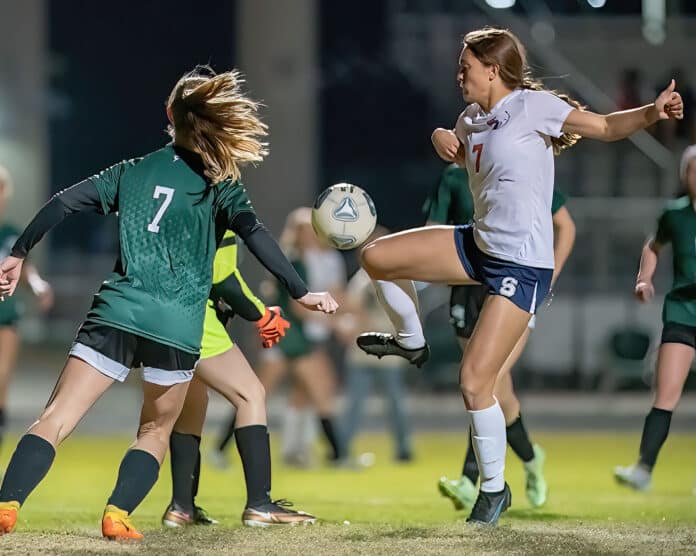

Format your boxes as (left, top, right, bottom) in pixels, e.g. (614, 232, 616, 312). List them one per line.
(0, 357, 114, 535)
(104, 379, 190, 540)
(615, 341, 693, 492)
(163, 375, 210, 528)
(197, 347, 315, 526)
(460, 296, 530, 525)
(358, 227, 477, 367)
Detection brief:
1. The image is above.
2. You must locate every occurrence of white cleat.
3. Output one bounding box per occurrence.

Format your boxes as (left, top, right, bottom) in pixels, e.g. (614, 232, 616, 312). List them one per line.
(614, 463, 652, 491)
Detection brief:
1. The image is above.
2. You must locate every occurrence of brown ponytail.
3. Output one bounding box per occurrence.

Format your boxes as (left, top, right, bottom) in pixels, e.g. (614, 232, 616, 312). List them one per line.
(464, 27, 585, 155)
(167, 66, 268, 183)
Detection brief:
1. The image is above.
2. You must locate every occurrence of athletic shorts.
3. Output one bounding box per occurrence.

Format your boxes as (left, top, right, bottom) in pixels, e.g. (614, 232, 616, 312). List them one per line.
(70, 320, 198, 386)
(661, 321, 696, 349)
(450, 284, 537, 339)
(453, 225, 552, 314)
(200, 301, 234, 360)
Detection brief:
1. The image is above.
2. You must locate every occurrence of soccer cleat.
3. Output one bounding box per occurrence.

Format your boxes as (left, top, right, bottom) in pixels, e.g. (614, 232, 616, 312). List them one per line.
(0, 501, 19, 535)
(161, 501, 193, 528)
(242, 499, 316, 527)
(466, 483, 511, 526)
(356, 333, 430, 368)
(162, 501, 218, 527)
(614, 463, 652, 491)
(193, 505, 219, 525)
(524, 444, 548, 508)
(438, 475, 477, 510)
(102, 504, 143, 540)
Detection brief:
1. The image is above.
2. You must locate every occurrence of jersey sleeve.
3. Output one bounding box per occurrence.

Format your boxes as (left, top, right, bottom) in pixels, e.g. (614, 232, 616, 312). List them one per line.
(524, 90, 575, 138)
(655, 210, 671, 245)
(423, 166, 454, 224)
(551, 190, 567, 214)
(214, 181, 256, 226)
(87, 160, 133, 214)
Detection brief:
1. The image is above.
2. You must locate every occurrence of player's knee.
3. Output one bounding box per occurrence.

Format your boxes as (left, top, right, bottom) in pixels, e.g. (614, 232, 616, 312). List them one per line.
(137, 419, 171, 448)
(360, 241, 387, 279)
(459, 362, 494, 402)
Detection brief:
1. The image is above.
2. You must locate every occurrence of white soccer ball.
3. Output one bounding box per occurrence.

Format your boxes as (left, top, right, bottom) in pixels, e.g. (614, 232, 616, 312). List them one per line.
(312, 183, 377, 250)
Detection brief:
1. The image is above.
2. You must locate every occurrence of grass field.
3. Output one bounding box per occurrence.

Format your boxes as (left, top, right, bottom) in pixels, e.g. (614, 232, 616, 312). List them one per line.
(0, 432, 695, 555)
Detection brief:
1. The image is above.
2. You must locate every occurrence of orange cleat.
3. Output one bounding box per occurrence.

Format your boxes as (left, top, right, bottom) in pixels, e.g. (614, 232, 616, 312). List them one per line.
(102, 504, 143, 540)
(0, 501, 19, 535)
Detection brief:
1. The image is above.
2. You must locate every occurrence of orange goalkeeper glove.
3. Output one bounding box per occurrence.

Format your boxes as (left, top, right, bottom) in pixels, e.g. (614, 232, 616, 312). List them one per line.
(255, 306, 290, 348)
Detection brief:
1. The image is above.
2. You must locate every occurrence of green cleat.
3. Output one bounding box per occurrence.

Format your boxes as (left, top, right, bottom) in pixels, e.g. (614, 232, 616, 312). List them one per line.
(438, 475, 477, 510)
(524, 444, 548, 508)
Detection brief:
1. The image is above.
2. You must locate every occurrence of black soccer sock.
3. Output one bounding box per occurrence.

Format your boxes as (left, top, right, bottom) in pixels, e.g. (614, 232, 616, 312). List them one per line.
(217, 412, 237, 453)
(320, 416, 343, 461)
(461, 427, 479, 484)
(168, 432, 200, 513)
(192, 448, 201, 505)
(0, 434, 56, 505)
(107, 449, 160, 514)
(638, 407, 673, 470)
(506, 414, 535, 463)
(235, 425, 272, 508)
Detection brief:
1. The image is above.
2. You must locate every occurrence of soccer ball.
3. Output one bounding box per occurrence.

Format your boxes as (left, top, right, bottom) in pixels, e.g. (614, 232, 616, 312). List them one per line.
(312, 183, 377, 250)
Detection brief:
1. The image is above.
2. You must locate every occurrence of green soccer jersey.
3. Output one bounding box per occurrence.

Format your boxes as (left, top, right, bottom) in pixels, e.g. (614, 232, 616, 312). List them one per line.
(85, 144, 254, 354)
(0, 223, 21, 325)
(423, 163, 566, 224)
(654, 196, 696, 326)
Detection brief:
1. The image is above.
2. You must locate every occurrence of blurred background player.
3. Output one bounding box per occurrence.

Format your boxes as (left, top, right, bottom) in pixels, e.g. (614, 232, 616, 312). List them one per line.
(614, 145, 696, 492)
(212, 207, 347, 467)
(337, 228, 413, 463)
(0, 165, 53, 461)
(425, 163, 576, 510)
(162, 229, 316, 528)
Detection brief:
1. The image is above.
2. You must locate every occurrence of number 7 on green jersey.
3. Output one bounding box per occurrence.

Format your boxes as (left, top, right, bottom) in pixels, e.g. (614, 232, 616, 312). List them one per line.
(147, 186, 175, 233)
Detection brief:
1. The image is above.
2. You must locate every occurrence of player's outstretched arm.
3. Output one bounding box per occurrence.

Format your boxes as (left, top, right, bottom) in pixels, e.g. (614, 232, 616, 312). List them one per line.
(0, 180, 106, 299)
(563, 80, 683, 142)
(551, 206, 576, 286)
(230, 211, 338, 314)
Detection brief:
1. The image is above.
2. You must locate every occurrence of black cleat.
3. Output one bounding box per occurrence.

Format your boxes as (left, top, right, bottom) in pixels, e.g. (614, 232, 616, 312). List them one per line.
(466, 483, 511, 526)
(356, 333, 430, 368)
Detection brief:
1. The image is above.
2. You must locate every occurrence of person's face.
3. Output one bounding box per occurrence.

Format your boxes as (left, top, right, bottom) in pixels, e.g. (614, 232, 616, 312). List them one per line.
(457, 47, 493, 105)
(296, 222, 322, 250)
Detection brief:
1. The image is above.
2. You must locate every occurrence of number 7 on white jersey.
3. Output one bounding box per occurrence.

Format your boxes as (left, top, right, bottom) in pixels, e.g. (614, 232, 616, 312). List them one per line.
(147, 186, 175, 233)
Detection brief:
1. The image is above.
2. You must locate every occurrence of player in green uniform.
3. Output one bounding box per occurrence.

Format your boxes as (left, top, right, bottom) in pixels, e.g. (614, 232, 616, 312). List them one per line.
(0, 166, 53, 459)
(615, 145, 696, 492)
(161, 230, 316, 527)
(423, 164, 576, 509)
(0, 67, 337, 540)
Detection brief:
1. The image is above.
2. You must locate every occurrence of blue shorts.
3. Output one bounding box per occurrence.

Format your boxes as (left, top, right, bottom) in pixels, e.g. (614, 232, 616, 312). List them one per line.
(453, 225, 552, 314)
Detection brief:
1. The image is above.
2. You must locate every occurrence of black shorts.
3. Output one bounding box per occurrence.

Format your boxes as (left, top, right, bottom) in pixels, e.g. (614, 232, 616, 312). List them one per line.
(661, 321, 696, 349)
(70, 320, 198, 385)
(449, 285, 489, 339)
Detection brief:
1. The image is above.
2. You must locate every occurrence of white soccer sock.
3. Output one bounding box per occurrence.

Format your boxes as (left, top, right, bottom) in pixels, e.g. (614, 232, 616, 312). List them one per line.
(299, 408, 318, 455)
(373, 279, 425, 349)
(468, 400, 507, 493)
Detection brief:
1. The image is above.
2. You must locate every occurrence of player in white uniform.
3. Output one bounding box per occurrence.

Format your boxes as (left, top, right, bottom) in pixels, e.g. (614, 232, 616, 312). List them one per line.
(356, 26, 684, 525)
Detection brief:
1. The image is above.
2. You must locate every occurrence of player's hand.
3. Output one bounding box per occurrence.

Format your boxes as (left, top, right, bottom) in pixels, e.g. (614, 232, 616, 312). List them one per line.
(255, 306, 290, 348)
(0, 256, 24, 300)
(297, 291, 339, 314)
(431, 128, 461, 162)
(634, 281, 655, 303)
(655, 80, 684, 121)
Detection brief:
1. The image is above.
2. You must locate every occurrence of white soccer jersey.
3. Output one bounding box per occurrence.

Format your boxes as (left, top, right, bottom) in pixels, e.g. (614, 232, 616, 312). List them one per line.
(454, 89, 574, 269)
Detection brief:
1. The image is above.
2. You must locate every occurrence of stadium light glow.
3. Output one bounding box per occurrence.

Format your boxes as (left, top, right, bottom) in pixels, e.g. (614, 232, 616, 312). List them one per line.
(587, 0, 606, 7)
(484, 0, 516, 8)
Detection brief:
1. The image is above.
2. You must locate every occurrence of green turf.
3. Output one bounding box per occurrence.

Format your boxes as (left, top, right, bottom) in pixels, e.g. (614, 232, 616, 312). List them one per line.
(1, 432, 695, 554)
